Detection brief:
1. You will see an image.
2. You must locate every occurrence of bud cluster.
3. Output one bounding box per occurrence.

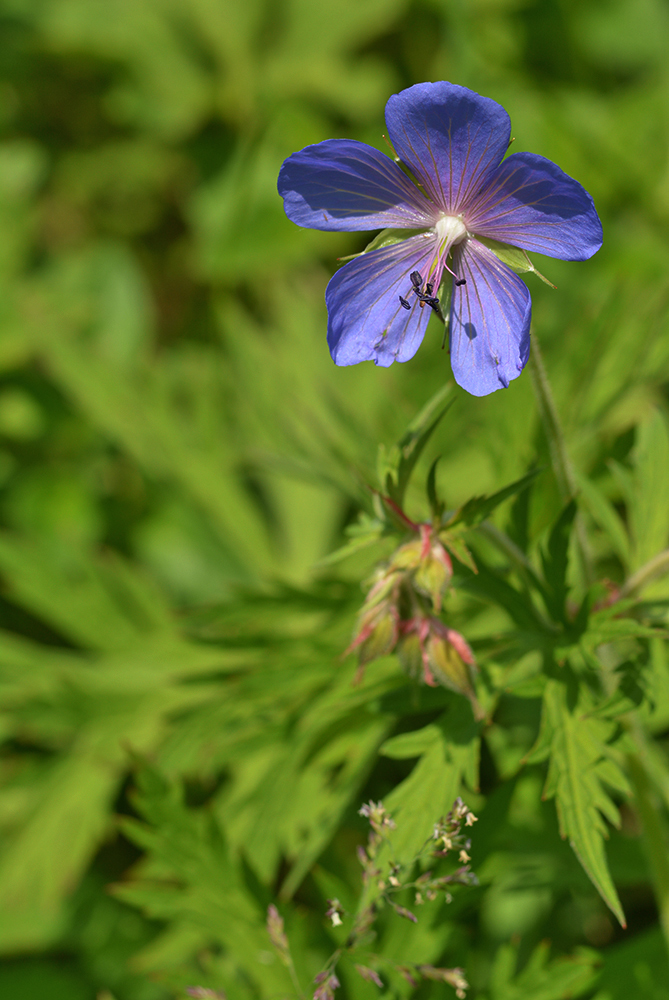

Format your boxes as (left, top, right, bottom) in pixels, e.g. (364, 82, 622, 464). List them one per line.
(347, 519, 480, 715)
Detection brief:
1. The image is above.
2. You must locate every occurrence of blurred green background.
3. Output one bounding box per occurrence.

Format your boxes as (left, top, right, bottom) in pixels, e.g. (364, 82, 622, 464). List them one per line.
(0, 0, 668, 997)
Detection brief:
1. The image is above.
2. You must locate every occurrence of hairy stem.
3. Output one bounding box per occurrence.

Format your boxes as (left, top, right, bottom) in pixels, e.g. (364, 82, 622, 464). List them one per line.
(619, 547, 669, 600)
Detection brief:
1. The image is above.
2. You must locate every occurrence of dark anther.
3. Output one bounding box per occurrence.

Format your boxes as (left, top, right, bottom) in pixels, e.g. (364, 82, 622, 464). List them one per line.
(405, 271, 442, 315)
(455, 278, 467, 286)
(399, 295, 411, 310)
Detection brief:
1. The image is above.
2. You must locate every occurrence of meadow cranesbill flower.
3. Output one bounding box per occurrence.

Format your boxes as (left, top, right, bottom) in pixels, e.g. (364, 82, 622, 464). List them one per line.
(278, 82, 602, 395)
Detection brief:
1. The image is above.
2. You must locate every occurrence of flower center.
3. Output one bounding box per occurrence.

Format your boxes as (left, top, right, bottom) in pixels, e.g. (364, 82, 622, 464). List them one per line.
(434, 214, 468, 250)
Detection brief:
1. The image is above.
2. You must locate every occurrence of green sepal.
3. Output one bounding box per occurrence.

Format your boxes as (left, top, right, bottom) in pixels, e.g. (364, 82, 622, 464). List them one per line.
(438, 529, 478, 574)
(478, 236, 557, 288)
(337, 228, 429, 262)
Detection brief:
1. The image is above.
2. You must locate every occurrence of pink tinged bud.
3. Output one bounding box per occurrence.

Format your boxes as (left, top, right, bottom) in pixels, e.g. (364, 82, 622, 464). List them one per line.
(425, 619, 483, 717)
(346, 603, 399, 667)
(355, 965, 384, 988)
(394, 904, 418, 923)
(413, 532, 454, 611)
(396, 629, 424, 679)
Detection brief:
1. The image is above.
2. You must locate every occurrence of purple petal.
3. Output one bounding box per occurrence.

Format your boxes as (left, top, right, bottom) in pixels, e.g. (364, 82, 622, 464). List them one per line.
(384, 82, 510, 214)
(278, 139, 436, 231)
(326, 233, 439, 367)
(449, 239, 531, 396)
(467, 151, 602, 260)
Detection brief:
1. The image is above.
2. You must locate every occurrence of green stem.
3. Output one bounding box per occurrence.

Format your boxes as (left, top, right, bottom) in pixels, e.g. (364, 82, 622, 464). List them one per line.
(529, 336, 575, 500)
(618, 548, 669, 600)
(529, 336, 593, 585)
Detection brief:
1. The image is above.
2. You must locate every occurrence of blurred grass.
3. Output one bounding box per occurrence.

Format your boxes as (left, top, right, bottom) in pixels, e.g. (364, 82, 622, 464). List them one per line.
(0, 0, 668, 997)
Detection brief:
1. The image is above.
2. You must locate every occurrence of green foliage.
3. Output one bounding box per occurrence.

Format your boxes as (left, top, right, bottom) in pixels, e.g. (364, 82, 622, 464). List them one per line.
(0, 0, 668, 998)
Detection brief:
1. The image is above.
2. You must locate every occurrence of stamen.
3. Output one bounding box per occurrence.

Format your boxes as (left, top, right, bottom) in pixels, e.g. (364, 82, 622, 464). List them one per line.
(441, 259, 466, 286)
(405, 270, 443, 317)
(399, 295, 411, 310)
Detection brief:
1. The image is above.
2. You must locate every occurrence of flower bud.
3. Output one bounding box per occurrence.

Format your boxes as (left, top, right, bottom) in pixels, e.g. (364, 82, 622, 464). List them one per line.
(396, 616, 482, 716)
(390, 525, 453, 611)
(347, 601, 399, 668)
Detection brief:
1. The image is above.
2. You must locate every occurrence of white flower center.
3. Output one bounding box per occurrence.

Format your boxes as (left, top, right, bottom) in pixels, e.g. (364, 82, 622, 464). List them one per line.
(434, 214, 468, 248)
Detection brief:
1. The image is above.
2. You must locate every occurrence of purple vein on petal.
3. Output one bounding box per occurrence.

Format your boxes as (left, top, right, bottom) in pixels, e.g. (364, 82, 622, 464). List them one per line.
(326, 233, 441, 367)
(449, 239, 531, 396)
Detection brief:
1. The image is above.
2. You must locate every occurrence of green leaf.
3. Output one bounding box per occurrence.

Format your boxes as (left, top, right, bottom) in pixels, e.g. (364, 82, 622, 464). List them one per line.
(533, 680, 628, 925)
(426, 456, 444, 521)
(540, 501, 577, 623)
(380, 724, 442, 759)
(446, 469, 541, 529)
(630, 409, 669, 570)
(380, 714, 479, 863)
(378, 384, 453, 508)
(485, 939, 599, 1000)
(575, 469, 630, 567)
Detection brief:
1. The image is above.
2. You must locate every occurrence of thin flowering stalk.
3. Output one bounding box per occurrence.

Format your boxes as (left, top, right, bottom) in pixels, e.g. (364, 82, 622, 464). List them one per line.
(266, 905, 306, 1000)
(278, 82, 602, 396)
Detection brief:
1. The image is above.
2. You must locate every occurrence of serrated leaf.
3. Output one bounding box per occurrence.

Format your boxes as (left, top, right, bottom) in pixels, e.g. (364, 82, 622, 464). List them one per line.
(446, 469, 540, 530)
(486, 939, 599, 1000)
(538, 680, 627, 925)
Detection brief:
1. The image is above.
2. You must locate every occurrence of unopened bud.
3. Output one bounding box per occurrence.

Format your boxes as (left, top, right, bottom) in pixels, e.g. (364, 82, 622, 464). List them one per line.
(425, 620, 483, 718)
(390, 525, 453, 611)
(396, 629, 425, 681)
(346, 601, 399, 668)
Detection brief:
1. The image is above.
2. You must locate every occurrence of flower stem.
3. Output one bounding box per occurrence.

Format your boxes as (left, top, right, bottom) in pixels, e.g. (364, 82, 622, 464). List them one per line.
(529, 335, 593, 584)
(618, 547, 669, 600)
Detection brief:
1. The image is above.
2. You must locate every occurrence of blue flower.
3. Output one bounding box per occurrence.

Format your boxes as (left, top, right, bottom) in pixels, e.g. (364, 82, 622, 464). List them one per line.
(278, 82, 602, 396)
